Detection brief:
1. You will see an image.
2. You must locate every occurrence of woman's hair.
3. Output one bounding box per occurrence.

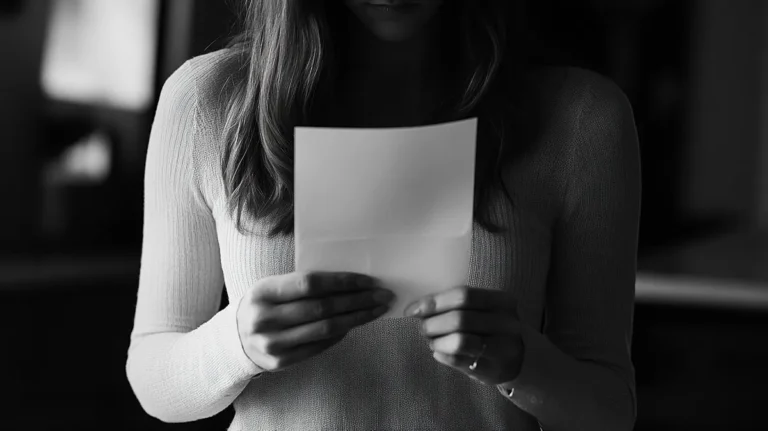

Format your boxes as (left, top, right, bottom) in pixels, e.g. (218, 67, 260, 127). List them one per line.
(220, 0, 541, 238)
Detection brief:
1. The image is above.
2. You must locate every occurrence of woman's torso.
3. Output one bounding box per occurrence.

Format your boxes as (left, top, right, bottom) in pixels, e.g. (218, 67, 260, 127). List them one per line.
(188, 48, 577, 430)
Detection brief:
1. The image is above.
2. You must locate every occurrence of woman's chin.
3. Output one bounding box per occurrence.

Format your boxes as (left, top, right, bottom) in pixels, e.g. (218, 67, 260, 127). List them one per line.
(367, 24, 422, 43)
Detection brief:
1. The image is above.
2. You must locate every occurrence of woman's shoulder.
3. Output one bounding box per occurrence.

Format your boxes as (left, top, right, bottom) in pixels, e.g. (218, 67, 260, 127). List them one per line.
(181, 47, 248, 114)
(513, 65, 638, 203)
(156, 48, 246, 201)
(564, 66, 633, 130)
(527, 65, 636, 163)
(530, 65, 633, 131)
(151, 48, 243, 154)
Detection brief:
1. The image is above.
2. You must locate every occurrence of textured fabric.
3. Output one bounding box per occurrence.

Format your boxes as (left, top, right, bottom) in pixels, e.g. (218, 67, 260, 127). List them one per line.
(126, 48, 639, 430)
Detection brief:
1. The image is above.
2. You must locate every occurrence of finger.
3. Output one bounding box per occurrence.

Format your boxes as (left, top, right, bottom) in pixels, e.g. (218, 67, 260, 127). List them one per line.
(428, 332, 485, 357)
(420, 310, 519, 337)
(256, 288, 395, 330)
(406, 286, 518, 318)
(429, 334, 522, 372)
(253, 271, 379, 303)
(259, 305, 388, 353)
(260, 335, 346, 372)
(432, 351, 492, 382)
(432, 351, 480, 370)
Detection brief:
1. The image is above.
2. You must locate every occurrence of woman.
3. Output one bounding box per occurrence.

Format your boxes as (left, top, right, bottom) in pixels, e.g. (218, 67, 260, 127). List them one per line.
(126, 0, 640, 430)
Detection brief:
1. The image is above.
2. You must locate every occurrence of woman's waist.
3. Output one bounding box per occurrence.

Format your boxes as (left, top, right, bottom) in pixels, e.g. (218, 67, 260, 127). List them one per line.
(230, 319, 537, 430)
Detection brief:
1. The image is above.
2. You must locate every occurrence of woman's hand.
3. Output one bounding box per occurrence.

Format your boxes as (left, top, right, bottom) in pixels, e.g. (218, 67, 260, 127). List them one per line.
(237, 271, 395, 372)
(404, 286, 525, 386)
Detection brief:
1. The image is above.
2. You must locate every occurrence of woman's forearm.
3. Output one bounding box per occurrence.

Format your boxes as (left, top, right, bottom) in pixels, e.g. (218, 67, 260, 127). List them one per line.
(126, 302, 261, 423)
(497, 325, 635, 431)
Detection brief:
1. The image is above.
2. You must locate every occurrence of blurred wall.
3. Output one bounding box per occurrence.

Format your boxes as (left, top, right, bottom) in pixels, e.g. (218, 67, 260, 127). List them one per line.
(159, 0, 235, 85)
(158, 0, 193, 86)
(681, 0, 766, 224)
(0, 0, 51, 247)
(189, 1, 236, 55)
(760, 4, 768, 228)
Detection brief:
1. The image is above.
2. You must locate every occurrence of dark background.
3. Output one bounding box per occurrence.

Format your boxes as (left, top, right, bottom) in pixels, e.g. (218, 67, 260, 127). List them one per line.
(2, 0, 768, 429)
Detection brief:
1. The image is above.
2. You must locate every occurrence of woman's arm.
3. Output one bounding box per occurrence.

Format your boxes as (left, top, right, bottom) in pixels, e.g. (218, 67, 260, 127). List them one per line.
(125, 60, 262, 423)
(497, 69, 640, 431)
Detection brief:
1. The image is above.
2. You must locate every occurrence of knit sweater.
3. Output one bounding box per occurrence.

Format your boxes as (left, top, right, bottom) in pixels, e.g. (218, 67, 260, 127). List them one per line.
(126, 48, 639, 430)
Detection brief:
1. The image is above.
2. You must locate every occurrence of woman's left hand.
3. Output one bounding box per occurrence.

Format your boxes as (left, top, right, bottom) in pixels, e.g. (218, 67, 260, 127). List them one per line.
(404, 286, 525, 386)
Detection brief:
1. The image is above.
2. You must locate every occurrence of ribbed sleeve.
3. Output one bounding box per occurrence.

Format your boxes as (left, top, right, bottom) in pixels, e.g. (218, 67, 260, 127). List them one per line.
(125, 60, 262, 423)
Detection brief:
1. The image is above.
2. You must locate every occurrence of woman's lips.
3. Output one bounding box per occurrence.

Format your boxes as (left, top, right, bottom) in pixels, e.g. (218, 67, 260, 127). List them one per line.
(365, 2, 420, 19)
(368, 1, 416, 5)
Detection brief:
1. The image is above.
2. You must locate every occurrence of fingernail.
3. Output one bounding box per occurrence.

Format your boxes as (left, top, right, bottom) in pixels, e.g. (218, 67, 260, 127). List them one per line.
(373, 290, 394, 304)
(404, 302, 421, 317)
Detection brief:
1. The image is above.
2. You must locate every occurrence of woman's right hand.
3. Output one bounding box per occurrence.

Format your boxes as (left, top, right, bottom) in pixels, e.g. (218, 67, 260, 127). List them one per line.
(236, 271, 395, 372)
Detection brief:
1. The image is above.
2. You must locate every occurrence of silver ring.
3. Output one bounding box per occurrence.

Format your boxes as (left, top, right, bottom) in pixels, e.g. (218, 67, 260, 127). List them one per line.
(469, 341, 487, 371)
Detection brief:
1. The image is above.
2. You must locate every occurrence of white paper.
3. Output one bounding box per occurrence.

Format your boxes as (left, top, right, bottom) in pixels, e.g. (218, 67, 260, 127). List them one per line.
(294, 118, 477, 319)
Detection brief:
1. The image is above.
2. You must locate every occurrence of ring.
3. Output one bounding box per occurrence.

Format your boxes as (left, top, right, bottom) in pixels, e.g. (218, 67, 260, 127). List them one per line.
(469, 341, 487, 371)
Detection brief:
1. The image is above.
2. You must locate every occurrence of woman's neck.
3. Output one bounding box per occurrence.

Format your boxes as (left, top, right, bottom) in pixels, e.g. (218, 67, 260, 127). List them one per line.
(331, 10, 448, 127)
(342, 13, 441, 88)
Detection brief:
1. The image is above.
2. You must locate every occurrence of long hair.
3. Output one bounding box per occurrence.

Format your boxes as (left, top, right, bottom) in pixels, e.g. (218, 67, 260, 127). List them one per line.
(220, 0, 540, 238)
